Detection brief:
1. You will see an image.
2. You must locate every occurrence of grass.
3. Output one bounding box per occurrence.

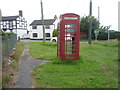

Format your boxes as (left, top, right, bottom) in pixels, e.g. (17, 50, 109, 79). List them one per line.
(2, 42, 24, 88)
(28, 42, 57, 60)
(28, 40, 118, 88)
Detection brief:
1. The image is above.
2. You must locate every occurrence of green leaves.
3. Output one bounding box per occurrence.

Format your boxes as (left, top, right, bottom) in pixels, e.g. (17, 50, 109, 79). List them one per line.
(80, 16, 99, 35)
(0, 30, 16, 36)
(52, 29, 58, 37)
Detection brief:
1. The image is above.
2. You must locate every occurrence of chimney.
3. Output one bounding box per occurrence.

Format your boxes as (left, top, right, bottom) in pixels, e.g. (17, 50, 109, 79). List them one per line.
(19, 10, 23, 17)
(54, 15, 57, 20)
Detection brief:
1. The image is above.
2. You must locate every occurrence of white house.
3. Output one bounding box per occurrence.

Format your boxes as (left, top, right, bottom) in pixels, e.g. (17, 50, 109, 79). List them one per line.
(29, 17, 58, 40)
(0, 10, 28, 39)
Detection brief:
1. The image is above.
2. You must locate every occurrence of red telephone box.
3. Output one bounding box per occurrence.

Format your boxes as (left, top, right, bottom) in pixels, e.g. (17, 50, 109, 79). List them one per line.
(57, 13, 80, 61)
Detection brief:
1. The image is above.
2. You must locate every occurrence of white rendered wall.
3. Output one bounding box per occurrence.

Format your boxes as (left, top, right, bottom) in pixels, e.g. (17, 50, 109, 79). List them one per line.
(30, 25, 55, 39)
(30, 25, 43, 39)
(16, 29, 27, 38)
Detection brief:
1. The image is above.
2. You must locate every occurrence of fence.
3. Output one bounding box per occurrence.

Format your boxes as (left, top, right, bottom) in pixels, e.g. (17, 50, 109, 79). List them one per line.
(1, 34, 17, 60)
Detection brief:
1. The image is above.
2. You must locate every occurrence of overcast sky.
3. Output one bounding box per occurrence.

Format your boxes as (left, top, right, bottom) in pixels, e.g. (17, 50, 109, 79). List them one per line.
(0, 0, 119, 31)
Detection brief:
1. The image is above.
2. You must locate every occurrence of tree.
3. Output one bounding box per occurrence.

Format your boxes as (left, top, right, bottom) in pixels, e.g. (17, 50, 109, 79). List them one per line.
(110, 32, 117, 39)
(80, 16, 99, 38)
(80, 16, 117, 40)
(97, 31, 117, 40)
(99, 25, 111, 32)
(80, 16, 89, 33)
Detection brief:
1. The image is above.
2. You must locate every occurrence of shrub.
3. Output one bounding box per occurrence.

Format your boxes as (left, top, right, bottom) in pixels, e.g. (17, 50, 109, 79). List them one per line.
(52, 29, 58, 37)
(0, 30, 16, 36)
(97, 32, 117, 40)
(110, 32, 117, 39)
(97, 32, 108, 40)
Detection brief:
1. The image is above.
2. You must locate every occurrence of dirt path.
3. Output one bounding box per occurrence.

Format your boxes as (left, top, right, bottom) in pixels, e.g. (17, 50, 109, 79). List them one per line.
(14, 45, 48, 88)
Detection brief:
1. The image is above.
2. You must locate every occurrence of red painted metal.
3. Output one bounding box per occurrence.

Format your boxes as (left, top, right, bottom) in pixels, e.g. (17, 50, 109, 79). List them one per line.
(57, 13, 80, 61)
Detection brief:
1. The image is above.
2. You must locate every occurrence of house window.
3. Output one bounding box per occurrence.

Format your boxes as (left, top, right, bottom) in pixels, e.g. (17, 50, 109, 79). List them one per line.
(32, 26, 37, 29)
(45, 33, 50, 37)
(33, 33, 38, 37)
(9, 21, 13, 30)
(45, 25, 50, 29)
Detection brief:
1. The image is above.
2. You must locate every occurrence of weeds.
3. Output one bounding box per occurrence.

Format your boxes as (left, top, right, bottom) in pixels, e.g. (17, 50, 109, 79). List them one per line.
(2, 42, 24, 88)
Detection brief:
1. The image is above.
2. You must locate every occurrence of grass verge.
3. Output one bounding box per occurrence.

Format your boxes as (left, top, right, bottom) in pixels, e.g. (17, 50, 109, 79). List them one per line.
(28, 40, 118, 88)
(2, 42, 24, 88)
(28, 42, 57, 60)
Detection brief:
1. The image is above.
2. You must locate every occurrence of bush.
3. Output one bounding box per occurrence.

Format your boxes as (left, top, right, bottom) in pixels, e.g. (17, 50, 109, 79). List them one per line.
(0, 30, 16, 36)
(97, 32, 108, 40)
(52, 29, 58, 37)
(110, 32, 117, 39)
(97, 32, 117, 40)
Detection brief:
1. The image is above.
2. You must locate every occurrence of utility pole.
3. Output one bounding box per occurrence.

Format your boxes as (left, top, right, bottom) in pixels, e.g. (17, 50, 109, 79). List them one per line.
(107, 25, 111, 46)
(41, 0, 45, 42)
(94, 6, 100, 42)
(88, 0, 92, 45)
(105, 26, 111, 46)
(98, 6, 100, 28)
(98, 7, 100, 23)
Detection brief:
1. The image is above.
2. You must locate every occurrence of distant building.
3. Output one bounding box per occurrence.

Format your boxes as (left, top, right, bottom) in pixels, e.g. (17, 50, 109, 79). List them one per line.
(29, 17, 58, 40)
(0, 10, 27, 39)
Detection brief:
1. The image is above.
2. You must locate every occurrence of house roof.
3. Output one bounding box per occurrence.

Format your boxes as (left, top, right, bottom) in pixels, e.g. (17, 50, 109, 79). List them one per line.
(29, 19, 55, 26)
(2, 16, 19, 21)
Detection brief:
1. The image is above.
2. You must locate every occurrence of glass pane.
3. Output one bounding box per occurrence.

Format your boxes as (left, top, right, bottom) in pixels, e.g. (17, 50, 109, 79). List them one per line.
(64, 17, 78, 20)
(67, 29, 75, 32)
(45, 33, 50, 37)
(64, 23, 77, 59)
(65, 24, 75, 32)
(65, 24, 75, 28)
(33, 33, 37, 37)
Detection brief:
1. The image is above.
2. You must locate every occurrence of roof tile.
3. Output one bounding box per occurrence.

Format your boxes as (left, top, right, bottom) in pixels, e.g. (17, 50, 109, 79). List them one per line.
(2, 16, 19, 21)
(30, 19, 55, 26)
